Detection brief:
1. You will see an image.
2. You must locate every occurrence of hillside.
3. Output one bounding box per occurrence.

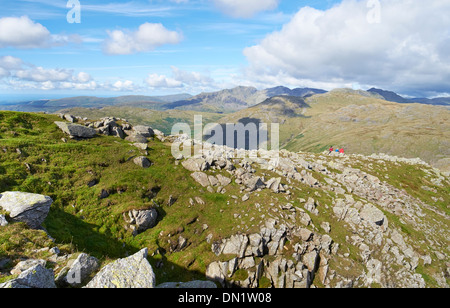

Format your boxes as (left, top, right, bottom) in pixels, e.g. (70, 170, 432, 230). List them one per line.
(218, 89, 450, 172)
(0, 111, 449, 288)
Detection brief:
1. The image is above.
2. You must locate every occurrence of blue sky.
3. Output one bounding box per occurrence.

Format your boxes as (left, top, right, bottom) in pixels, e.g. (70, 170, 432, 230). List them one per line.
(0, 0, 449, 100)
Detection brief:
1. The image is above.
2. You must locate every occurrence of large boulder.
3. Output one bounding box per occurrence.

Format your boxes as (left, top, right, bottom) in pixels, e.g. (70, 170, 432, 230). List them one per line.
(124, 209, 158, 235)
(0, 264, 56, 288)
(182, 158, 210, 172)
(191, 172, 211, 187)
(125, 133, 148, 144)
(243, 176, 266, 192)
(133, 125, 155, 138)
(0, 191, 52, 229)
(85, 248, 155, 288)
(55, 122, 96, 139)
(64, 253, 100, 287)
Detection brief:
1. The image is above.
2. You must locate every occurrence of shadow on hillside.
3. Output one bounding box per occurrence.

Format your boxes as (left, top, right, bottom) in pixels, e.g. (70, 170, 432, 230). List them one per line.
(44, 207, 210, 286)
(44, 208, 134, 260)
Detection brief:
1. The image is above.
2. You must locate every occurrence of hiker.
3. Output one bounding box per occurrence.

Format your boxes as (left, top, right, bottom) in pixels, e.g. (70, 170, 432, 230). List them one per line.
(339, 148, 345, 154)
(328, 146, 334, 154)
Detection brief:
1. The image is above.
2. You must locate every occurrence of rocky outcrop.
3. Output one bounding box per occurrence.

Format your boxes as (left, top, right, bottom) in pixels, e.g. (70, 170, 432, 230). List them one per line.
(85, 248, 155, 288)
(55, 121, 97, 139)
(0, 191, 52, 229)
(207, 220, 335, 288)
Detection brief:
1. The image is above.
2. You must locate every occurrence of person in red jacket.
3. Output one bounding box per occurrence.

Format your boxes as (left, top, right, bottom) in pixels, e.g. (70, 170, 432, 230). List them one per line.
(339, 148, 345, 154)
(328, 146, 334, 154)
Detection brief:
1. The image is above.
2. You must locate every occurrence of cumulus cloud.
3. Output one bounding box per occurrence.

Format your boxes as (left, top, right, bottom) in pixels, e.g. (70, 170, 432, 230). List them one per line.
(111, 80, 136, 91)
(0, 56, 24, 70)
(145, 73, 184, 88)
(0, 16, 80, 49)
(243, 0, 450, 96)
(171, 66, 214, 87)
(104, 22, 183, 55)
(0, 55, 97, 91)
(0, 16, 51, 49)
(15, 67, 74, 82)
(213, 0, 280, 18)
(144, 67, 217, 90)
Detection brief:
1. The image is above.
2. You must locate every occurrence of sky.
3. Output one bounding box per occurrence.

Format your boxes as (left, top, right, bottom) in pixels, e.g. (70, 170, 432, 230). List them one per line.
(0, 0, 449, 101)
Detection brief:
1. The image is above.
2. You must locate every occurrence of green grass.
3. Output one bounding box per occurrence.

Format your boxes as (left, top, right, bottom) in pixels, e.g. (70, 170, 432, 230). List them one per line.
(0, 111, 226, 282)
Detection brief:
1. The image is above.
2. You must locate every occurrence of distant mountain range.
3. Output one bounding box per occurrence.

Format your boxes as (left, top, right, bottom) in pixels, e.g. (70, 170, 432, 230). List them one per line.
(367, 88, 450, 106)
(163, 86, 326, 113)
(1, 86, 447, 114)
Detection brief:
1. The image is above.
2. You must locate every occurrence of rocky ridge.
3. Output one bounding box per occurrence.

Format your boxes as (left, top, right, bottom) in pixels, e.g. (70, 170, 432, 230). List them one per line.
(176, 136, 449, 288)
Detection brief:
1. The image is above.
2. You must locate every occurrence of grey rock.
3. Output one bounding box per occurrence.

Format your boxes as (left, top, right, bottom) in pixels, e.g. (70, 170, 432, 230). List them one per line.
(125, 208, 158, 234)
(303, 250, 319, 272)
(125, 133, 148, 144)
(85, 248, 155, 288)
(243, 176, 265, 192)
(10, 259, 46, 275)
(360, 204, 388, 230)
(1, 264, 56, 288)
(216, 174, 232, 186)
(191, 172, 210, 187)
(65, 253, 100, 287)
(133, 125, 155, 138)
(182, 158, 210, 172)
(266, 177, 282, 193)
(55, 121, 96, 138)
(221, 234, 249, 258)
(133, 156, 152, 168)
(0, 191, 53, 229)
(112, 126, 125, 139)
(206, 261, 228, 287)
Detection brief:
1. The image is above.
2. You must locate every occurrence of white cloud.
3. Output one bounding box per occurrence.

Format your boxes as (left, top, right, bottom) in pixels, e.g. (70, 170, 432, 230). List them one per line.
(213, 0, 280, 18)
(112, 80, 136, 91)
(144, 67, 219, 91)
(74, 72, 92, 83)
(145, 73, 184, 88)
(243, 0, 450, 96)
(171, 66, 214, 87)
(104, 22, 183, 55)
(0, 16, 80, 49)
(15, 67, 73, 82)
(0, 16, 51, 49)
(0, 55, 98, 91)
(0, 56, 24, 70)
(0, 67, 10, 78)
